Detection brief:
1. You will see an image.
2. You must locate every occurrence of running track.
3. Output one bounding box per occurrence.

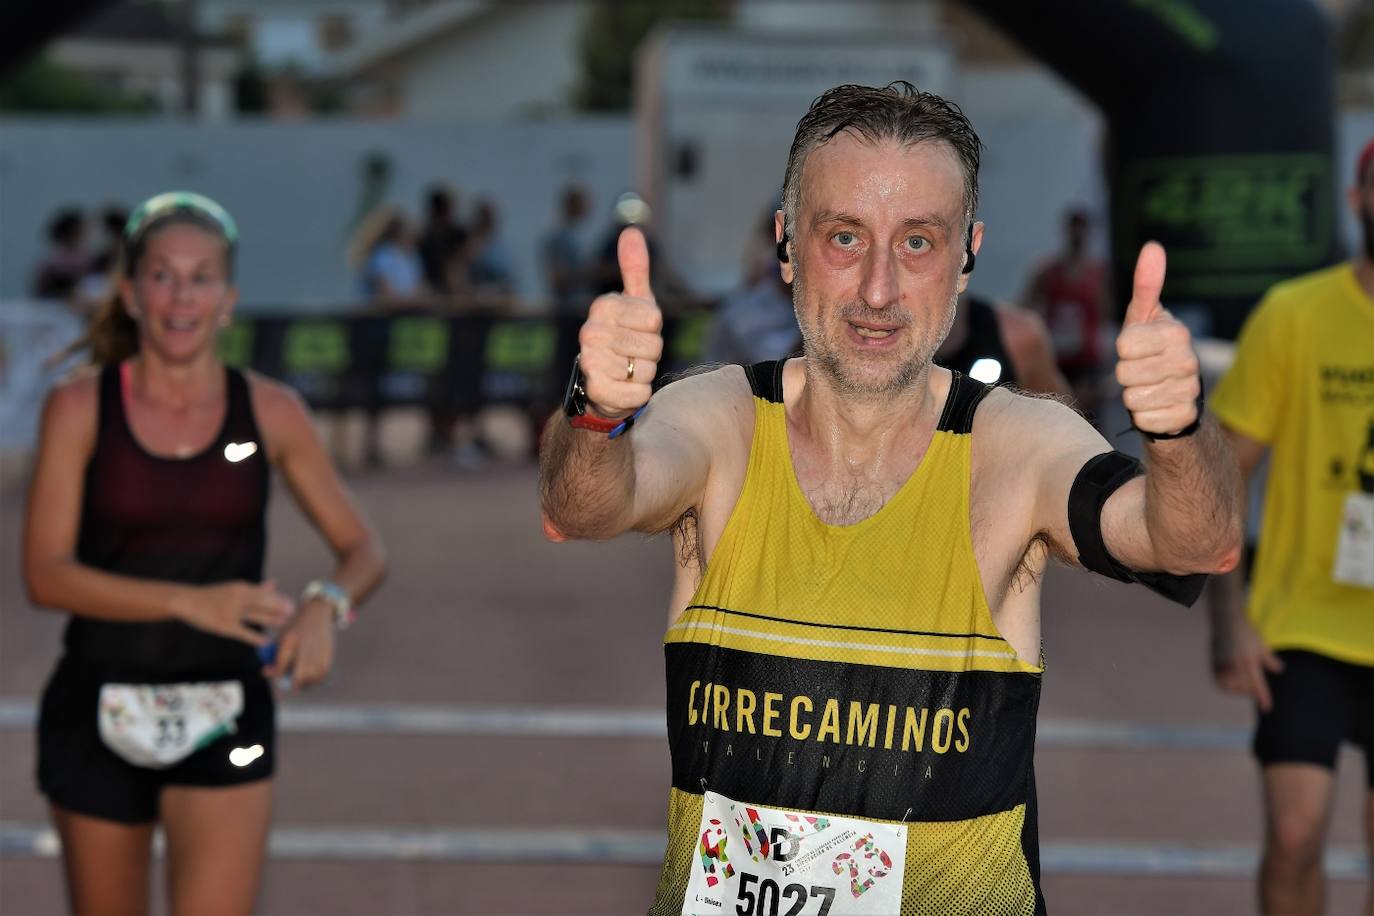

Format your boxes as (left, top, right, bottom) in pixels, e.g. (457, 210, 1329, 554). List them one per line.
(1, 460, 1366, 914)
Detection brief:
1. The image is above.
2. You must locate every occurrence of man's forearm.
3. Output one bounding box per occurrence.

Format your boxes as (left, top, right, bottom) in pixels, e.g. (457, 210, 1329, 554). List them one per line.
(1143, 416, 1243, 573)
(538, 415, 638, 540)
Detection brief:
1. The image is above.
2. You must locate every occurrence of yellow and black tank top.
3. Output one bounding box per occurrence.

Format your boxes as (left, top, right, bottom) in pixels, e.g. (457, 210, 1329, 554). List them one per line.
(652, 361, 1046, 916)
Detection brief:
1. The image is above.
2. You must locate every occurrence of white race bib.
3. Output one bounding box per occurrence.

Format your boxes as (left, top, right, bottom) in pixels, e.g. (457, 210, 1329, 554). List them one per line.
(683, 791, 906, 916)
(1332, 492, 1374, 589)
(98, 681, 243, 769)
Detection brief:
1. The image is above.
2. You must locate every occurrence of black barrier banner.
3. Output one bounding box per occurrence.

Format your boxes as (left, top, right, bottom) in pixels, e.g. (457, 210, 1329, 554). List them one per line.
(218, 312, 713, 411)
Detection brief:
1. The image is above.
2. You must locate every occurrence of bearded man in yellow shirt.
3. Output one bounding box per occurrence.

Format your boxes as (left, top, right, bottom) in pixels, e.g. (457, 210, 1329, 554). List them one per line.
(1209, 139, 1374, 915)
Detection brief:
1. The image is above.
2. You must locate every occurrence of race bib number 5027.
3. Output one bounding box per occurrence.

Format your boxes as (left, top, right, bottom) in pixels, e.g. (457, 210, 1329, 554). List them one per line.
(683, 791, 906, 916)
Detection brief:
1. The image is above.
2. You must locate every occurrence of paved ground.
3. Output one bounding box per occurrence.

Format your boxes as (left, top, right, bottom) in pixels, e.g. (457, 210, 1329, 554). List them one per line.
(0, 457, 1368, 915)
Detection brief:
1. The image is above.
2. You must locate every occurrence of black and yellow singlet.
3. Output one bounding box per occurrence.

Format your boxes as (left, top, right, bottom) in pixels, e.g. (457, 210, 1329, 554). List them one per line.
(651, 360, 1046, 916)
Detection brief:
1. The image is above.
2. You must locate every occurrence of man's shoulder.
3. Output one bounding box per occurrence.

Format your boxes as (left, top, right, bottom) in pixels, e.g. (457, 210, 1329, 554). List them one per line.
(658, 363, 753, 408)
(977, 382, 1077, 422)
(972, 384, 1086, 456)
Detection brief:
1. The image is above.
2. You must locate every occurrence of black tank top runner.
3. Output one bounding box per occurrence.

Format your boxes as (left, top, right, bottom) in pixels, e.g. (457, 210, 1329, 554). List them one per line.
(66, 363, 270, 679)
(936, 295, 1018, 388)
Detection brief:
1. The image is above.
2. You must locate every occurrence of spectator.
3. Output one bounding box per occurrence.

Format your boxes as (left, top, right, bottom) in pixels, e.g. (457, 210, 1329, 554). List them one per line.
(705, 209, 800, 365)
(1022, 207, 1109, 416)
(542, 185, 591, 316)
(935, 293, 1071, 397)
(467, 199, 514, 293)
(32, 208, 89, 302)
(589, 193, 690, 306)
(75, 206, 130, 313)
(417, 184, 469, 297)
(355, 206, 428, 307)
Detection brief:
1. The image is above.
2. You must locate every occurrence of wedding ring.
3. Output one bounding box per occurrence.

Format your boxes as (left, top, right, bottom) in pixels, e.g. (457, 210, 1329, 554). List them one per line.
(626, 357, 636, 381)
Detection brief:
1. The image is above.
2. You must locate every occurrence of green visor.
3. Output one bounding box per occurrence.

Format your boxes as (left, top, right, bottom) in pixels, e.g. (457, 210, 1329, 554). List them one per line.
(124, 191, 239, 247)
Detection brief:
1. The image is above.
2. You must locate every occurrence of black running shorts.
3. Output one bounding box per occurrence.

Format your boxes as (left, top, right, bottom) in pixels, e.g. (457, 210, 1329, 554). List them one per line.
(37, 657, 276, 824)
(1254, 649, 1373, 787)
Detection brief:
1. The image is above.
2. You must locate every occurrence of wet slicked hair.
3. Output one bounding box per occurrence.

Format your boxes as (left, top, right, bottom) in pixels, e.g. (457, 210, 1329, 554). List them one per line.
(780, 82, 983, 253)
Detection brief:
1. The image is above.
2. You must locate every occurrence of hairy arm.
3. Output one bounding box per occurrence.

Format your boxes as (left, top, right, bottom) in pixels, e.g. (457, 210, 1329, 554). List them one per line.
(540, 366, 746, 540)
(540, 227, 752, 541)
(1018, 394, 1241, 577)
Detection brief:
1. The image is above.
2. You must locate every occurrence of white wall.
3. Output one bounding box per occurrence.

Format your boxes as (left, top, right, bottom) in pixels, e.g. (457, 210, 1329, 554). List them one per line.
(0, 117, 633, 309)
(734, 0, 940, 33)
(3, 112, 1367, 311)
(400, 3, 589, 118)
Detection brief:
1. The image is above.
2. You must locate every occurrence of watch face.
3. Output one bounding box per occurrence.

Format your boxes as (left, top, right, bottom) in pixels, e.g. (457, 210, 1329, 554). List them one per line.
(563, 355, 588, 418)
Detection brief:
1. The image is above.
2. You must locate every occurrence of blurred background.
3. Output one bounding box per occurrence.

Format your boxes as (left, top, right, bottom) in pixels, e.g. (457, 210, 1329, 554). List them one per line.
(1, 1, 1372, 913)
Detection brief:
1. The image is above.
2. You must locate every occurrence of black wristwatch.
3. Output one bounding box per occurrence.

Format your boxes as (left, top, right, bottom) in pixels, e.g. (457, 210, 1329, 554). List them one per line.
(563, 356, 645, 438)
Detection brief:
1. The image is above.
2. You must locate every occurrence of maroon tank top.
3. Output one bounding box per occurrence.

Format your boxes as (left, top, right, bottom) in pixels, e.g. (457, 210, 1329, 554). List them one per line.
(66, 363, 270, 677)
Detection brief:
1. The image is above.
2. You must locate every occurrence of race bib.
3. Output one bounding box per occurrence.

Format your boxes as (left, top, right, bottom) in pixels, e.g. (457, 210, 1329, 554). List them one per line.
(98, 681, 243, 769)
(683, 791, 905, 916)
(1332, 492, 1374, 589)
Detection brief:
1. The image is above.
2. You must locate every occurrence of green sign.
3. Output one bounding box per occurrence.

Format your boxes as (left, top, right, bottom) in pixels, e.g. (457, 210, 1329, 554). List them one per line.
(217, 320, 254, 367)
(387, 318, 449, 373)
(671, 312, 712, 365)
(283, 321, 350, 374)
(485, 321, 556, 373)
(1123, 153, 1333, 271)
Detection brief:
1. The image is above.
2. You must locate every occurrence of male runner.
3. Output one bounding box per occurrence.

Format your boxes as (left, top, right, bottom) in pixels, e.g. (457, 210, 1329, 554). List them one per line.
(541, 83, 1242, 914)
(1207, 139, 1374, 915)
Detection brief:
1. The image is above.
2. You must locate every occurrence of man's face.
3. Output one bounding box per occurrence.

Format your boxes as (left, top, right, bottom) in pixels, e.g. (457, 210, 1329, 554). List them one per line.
(782, 133, 978, 399)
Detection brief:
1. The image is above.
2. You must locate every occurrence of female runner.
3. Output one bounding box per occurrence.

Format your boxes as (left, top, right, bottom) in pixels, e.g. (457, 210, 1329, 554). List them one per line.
(23, 191, 387, 914)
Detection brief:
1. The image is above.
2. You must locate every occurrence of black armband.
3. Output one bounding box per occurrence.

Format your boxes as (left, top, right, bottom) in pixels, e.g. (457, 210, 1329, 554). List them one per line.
(1068, 451, 1207, 607)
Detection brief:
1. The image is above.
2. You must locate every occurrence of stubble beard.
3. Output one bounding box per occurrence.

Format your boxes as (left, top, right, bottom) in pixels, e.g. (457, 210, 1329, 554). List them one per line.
(792, 267, 958, 401)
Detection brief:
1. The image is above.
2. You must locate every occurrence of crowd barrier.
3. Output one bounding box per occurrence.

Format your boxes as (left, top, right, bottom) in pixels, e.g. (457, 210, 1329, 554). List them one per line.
(0, 302, 717, 451)
(219, 309, 715, 412)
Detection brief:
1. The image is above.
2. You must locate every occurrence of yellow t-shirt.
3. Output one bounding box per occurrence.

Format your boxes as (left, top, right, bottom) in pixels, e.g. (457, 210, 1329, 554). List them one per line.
(1211, 263, 1374, 666)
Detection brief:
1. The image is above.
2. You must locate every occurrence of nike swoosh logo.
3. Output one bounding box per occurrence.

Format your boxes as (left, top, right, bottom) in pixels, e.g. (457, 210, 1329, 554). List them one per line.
(224, 441, 258, 463)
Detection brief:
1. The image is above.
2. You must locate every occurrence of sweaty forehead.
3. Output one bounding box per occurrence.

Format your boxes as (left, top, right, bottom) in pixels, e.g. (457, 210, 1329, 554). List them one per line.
(799, 132, 966, 224)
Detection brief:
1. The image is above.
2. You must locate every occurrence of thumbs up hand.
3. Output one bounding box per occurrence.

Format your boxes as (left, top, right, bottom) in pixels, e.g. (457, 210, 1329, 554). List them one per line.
(1114, 242, 1202, 438)
(578, 227, 664, 419)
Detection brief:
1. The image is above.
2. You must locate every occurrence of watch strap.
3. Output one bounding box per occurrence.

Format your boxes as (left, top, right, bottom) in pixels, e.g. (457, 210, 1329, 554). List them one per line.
(302, 579, 355, 630)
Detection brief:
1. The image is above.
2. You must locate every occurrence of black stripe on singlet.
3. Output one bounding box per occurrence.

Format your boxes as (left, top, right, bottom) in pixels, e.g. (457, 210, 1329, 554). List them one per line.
(745, 360, 992, 435)
(937, 371, 992, 434)
(683, 604, 1007, 642)
(744, 359, 786, 403)
(666, 643, 1039, 822)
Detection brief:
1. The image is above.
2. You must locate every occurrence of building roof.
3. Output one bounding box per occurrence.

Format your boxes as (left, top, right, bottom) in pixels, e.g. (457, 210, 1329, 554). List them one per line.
(70, 0, 232, 47)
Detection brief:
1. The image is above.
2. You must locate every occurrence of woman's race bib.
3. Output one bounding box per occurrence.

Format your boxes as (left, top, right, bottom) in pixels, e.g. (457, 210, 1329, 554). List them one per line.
(97, 681, 244, 769)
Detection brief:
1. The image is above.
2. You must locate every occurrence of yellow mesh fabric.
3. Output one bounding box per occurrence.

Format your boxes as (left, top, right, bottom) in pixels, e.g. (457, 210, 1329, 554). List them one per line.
(681, 401, 1038, 676)
(654, 392, 1043, 915)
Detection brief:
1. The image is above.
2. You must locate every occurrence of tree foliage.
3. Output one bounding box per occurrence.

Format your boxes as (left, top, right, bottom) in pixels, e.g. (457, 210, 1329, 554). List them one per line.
(0, 56, 154, 113)
(574, 0, 729, 111)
